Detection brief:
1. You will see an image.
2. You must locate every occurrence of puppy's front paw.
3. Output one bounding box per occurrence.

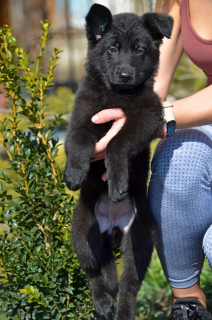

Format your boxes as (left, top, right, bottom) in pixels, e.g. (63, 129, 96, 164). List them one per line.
(63, 166, 86, 191)
(108, 179, 128, 202)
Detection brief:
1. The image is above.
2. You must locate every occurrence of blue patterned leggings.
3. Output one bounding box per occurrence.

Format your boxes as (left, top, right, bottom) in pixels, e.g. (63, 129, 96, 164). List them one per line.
(149, 128, 212, 288)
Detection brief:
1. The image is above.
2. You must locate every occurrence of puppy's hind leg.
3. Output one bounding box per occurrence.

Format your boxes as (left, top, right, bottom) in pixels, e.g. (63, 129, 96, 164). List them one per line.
(72, 203, 118, 320)
(89, 249, 118, 320)
(115, 215, 153, 320)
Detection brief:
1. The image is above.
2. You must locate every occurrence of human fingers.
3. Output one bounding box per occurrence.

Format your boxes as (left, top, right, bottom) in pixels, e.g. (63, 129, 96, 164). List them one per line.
(91, 108, 126, 124)
(91, 118, 125, 161)
(91, 108, 126, 162)
(91, 150, 106, 162)
(94, 116, 126, 153)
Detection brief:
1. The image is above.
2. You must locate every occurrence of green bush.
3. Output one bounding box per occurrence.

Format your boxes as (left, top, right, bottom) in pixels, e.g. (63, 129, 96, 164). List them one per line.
(0, 22, 95, 319)
(136, 251, 171, 319)
(44, 86, 75, 116)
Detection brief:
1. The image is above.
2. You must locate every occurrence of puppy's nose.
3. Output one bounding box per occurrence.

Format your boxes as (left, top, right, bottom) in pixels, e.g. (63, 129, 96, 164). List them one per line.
(119, 70, 131, 83)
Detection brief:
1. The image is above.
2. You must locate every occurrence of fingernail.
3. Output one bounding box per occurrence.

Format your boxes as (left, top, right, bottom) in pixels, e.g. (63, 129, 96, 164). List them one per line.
(91, 115, 99, 123)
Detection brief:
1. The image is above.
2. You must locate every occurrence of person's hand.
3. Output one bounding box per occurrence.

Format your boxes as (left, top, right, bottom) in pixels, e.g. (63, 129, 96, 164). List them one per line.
(91, 108, 126, 162)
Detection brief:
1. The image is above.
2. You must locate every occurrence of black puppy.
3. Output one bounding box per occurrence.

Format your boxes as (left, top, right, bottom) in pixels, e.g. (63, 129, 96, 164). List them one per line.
(64, 4, 173, 320)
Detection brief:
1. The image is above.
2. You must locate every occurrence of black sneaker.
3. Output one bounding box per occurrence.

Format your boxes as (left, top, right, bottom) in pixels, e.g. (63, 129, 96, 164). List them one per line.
(168, 297, 212, 320)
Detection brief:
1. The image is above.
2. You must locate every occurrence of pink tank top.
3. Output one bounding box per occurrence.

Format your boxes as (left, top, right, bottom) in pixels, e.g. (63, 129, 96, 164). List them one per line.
(180, 0, 212, 86)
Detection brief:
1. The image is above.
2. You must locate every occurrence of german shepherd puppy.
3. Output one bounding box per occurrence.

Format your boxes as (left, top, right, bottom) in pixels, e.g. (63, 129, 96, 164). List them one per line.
(64, 4, 173, 320)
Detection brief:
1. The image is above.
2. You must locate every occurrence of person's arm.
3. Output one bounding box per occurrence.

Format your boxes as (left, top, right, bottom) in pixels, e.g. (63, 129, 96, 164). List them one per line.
(155, 0, 212, 128)
(171, 87, 212, 128)
(154, 0, 183, 100)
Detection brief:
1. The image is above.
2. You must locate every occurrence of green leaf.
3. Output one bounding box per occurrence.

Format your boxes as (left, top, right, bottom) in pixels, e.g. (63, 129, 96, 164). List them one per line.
(36, 245, 42, 253)
(43, 275, 48, 285)
(51, 147, 58, 159)
(25, 148, 31, 158)
(12, 222, 18, 230)
(34, 273, 40, 282)
(8, 64, 15, 70)
(8, 35, 16, 45)
(10, 145, 15, 157)
(3, 131, 10, 140)
(37, 101, 42, 110)
(44, 129, 52, 141)
(67, 313, 75, 318)
(55, 314, 61, 320)
(22, 254, 27, 263)
(5, 50, 12, 60)
(65, 287, 73, 294)
(4, 211, 10, 221)
(147, 307, 152, 320)
(34, 288, 40, 299)
(19, 288, 28, 294)
(1, 170, 8, 180)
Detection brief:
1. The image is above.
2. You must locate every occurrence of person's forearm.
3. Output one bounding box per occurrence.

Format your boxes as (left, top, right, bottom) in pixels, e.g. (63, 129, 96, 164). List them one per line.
(154, 0, 183, 100)
(154, 0, 212, 130)
(173, 84, 212, 128)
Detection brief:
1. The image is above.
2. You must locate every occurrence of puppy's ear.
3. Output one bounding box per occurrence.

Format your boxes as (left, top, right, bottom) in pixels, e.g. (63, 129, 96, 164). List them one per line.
(85, 4, 112, 44)
(142, 13, 173, 41)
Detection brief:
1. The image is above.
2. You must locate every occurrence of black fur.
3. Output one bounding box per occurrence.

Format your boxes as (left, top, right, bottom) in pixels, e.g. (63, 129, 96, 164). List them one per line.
(64, 4, 173, 320)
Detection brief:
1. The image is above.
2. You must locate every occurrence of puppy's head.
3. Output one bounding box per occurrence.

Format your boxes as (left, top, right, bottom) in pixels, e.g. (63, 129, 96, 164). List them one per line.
(85, 4, 173, 90)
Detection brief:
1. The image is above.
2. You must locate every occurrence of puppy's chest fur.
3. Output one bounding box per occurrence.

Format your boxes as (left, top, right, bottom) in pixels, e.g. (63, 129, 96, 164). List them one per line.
(76, 80, 157, 134)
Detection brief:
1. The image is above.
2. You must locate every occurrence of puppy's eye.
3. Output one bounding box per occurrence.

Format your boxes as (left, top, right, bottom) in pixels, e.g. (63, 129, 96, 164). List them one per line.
(136, 47, 145, 55)
(108, 46, 118, 54)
